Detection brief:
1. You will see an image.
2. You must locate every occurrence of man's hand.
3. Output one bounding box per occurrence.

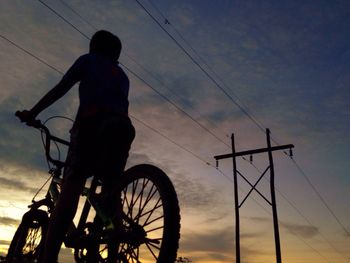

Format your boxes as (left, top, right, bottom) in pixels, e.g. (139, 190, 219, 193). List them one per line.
(15, 110, 41, 128)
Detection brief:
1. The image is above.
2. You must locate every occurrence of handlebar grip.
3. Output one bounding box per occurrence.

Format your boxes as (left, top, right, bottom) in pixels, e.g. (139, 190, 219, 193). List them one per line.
(15, 110, 42, 128)
(15, 110, 22, 119)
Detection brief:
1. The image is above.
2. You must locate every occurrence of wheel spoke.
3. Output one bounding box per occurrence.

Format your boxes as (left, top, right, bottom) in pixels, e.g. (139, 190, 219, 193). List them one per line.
(145, 242, 159, 260)
(146, 225, 164, 233)
(139, 196, 162, 226)
(143, 215, 164, 227)
(133, 185, 158, 223)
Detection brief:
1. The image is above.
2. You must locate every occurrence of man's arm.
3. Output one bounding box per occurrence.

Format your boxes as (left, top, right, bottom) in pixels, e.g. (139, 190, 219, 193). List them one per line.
(19, 56, 85, 122)
(30, 80, 72, 117)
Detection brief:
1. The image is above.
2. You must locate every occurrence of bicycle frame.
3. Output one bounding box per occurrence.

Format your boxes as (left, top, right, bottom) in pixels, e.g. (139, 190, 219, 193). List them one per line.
(29, 121, 123, 247)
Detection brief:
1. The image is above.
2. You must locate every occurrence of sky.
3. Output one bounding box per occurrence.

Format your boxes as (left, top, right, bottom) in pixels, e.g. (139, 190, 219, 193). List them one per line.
(0, 0, 349, 262)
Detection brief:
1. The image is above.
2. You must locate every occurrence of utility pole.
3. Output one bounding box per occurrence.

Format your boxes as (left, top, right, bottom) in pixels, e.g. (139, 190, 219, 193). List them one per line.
(214, 129, 294, 263)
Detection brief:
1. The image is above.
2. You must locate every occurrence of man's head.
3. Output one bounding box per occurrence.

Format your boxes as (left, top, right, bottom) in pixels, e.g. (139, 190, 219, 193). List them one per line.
(89, 30, 122, 60)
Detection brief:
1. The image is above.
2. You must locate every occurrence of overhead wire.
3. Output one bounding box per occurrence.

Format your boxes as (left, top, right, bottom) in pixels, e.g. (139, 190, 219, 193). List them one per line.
(37, 0, 90, 39)
(134, 0, 350, 240)
(59, 0, 98, 31)
(0, 35, 63, 75)
(292, 159, 350, 236)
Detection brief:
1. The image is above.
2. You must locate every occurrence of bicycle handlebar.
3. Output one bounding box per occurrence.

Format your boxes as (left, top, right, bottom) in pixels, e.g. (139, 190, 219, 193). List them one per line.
(15, 111, 69, 167)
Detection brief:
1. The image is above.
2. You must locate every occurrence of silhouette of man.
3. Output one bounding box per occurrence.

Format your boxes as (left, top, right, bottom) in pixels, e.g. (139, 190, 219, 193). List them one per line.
(17, 30, 135, 262)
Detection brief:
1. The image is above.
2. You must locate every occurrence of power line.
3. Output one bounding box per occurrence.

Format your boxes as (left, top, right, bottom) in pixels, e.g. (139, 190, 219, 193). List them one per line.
(37, 0, 90, 40)
(130, 115, 211, 166)
(135, 0, 350, 239)
(59, 0, 98, 31)
(0, 35, 63, 75)
(291, 158, 350, 236)
(275, 183, 348, 262)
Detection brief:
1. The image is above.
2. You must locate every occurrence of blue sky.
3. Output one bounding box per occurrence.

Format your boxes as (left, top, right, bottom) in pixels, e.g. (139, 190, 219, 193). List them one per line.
(0, 1, 350, 262)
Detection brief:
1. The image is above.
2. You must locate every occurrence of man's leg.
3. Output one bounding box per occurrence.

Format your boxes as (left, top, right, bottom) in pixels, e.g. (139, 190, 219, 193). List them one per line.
(40, 175, 85, 263)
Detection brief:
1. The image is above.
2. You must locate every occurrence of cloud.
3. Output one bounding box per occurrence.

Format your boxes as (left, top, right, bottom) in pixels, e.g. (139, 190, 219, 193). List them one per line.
(249, 216, 319, 239)
(0, 240, 11, 246)
(280, 222, 319, 239)
(170, 171, 230, 216)
(0, 176, 36, 193)
(180, 228, 268, 262)
(0, 97, 45, 169)
(0, 217, 20, 227)
(180, 229, 234, 254)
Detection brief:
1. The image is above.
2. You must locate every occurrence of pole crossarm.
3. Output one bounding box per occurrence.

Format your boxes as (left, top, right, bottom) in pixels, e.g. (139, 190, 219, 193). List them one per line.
(214, 144, 294, 160)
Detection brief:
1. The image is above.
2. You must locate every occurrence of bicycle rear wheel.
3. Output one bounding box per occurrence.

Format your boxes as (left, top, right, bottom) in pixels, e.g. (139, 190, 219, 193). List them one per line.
(6, 209, 48, 263)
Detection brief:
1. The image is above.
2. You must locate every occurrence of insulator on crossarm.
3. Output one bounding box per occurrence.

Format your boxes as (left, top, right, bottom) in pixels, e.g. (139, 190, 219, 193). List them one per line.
(289, 148, 293, 158)
(250, 154, 253, 163)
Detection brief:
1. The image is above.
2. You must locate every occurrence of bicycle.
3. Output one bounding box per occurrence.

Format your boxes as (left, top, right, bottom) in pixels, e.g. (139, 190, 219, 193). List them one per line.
(6, 113, 181, 263)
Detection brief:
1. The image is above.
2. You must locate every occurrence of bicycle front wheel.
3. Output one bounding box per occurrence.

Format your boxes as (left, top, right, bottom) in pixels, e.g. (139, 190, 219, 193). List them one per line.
(116, 164, 180, 263)
(6, 209, 48, 263)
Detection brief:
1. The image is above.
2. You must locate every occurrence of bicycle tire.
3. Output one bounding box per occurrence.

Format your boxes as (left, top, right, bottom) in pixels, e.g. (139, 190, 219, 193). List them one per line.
(6, 209, 48, 263)
(94, 164, 181, 263)
(119, 164, 180, 263)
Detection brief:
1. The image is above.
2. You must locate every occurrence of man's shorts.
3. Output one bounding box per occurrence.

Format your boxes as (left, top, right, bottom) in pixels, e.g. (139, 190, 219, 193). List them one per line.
(64, 114, 135, 181)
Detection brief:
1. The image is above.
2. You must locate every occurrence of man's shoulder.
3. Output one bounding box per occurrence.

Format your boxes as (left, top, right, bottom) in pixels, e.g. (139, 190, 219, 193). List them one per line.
(77, 53, 91, 62)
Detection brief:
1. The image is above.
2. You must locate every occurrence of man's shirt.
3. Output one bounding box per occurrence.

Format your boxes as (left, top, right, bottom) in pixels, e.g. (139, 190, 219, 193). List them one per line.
(61, 53, 129, 120)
